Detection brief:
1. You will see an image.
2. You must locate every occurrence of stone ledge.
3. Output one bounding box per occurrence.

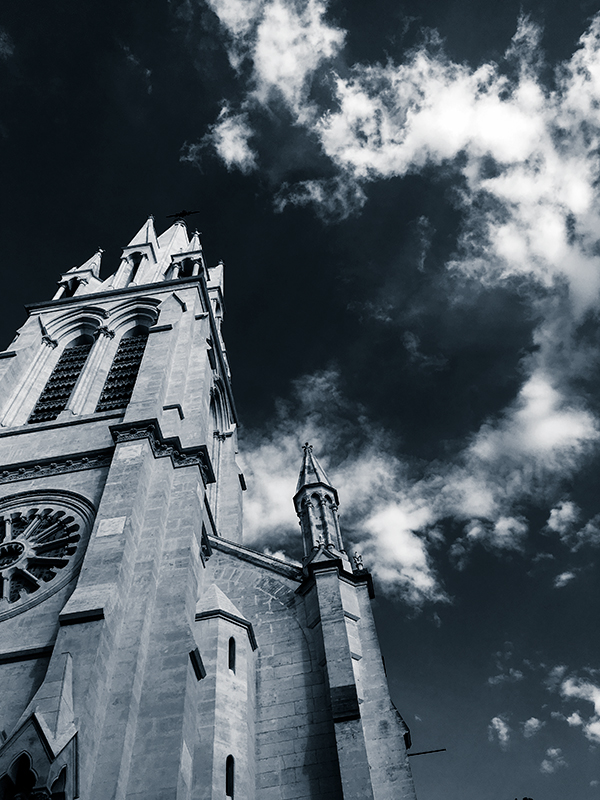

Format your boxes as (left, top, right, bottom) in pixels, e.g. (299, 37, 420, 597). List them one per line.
(110, 418, 215, 484)
(195, 608, 258, 650)
(58, 582, 114, 626)
(208, 535, 302, 581)
(298, 559, 375, 599)
(0, 645, 54, 664)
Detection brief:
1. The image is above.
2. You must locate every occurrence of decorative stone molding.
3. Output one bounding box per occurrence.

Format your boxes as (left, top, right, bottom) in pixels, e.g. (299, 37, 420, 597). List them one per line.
(0, 449, 113, 485)
(109, 419, 215, 483)
(97, 326, 115, 338)
(38, 316, 58, 349)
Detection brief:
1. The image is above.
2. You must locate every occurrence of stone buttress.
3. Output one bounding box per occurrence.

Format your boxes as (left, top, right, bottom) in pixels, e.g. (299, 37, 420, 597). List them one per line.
(0, 217, 417, 800)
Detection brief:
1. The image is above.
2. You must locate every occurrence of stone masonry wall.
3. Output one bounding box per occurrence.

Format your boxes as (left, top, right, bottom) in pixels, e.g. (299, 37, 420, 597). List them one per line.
(204, 551, 344, 800)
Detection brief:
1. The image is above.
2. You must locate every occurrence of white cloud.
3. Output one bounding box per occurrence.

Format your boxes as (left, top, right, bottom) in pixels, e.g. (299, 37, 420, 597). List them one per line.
(554, 571, 577, 588)
(548, 672, 600, 745)
(360, 504, 444, 605)
(540, 746, 568, 774)
(523, 717, 545, 738)
(205, 0, 344, 114)
(547, 500, 580, 536)
(209, 9, 600, 585)
(204, 0, 262, 38)
(488, 715, 511, 749)
(251, 0, 344, 116)
(208, 107, 257, 173)
(546, 501, 600, 551)
(560, 676, 600, 743)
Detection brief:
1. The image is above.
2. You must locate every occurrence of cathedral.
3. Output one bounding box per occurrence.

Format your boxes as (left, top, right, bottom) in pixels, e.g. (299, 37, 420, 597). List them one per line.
(0, 217, 417, 800)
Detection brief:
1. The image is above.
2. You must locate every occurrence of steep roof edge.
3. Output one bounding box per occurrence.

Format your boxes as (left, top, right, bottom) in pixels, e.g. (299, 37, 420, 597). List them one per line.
(208, 535, 303, 581)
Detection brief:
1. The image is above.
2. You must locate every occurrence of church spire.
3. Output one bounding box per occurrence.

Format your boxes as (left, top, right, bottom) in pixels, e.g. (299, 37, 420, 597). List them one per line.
(293, 444, 347, 566)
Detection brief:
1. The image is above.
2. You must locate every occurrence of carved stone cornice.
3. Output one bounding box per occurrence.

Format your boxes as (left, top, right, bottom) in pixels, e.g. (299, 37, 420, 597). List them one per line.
(0, 449, 113, 485)
(109, 419, 215, 484)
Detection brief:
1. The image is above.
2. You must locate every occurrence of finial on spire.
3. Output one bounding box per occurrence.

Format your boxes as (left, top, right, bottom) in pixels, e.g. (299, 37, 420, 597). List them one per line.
(296, 443, 334, 497)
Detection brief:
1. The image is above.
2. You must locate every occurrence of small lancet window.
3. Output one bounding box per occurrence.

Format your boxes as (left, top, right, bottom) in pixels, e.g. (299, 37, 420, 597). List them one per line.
(228, 636, 236, 673)
(28, 335, 94, 423)
(61, 277, 80, 298)
(96, 326, 149, 412)
(226, 755, 234, 799)
(129, 252, 144, 284)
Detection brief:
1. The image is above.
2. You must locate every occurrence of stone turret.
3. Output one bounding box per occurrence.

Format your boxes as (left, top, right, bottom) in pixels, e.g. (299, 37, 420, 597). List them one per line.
(294, 443, 349, 569)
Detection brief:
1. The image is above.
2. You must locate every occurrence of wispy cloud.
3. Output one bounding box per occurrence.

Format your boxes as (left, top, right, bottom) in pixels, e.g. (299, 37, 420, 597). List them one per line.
(120, 43, 153, 93)
(488, 667, 524, 686)
(0, 28, 14, 61)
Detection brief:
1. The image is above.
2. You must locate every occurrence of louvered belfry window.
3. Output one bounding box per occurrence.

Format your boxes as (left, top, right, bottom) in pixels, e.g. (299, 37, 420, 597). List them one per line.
(28, 340, 93, 423)
(95, 330, 148, 412)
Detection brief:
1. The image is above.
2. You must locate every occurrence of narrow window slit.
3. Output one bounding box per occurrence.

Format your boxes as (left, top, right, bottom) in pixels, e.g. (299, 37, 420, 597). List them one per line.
(228, 636, 236, 673)
(226, 755, 234, 799)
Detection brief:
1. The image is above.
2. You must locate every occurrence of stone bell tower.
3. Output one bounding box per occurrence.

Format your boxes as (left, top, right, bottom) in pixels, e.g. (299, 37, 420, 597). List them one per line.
(0, 217, 417, 800)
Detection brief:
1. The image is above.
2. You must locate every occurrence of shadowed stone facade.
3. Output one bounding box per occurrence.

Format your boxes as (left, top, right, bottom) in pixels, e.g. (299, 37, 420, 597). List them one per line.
(0, 218, 417, 800)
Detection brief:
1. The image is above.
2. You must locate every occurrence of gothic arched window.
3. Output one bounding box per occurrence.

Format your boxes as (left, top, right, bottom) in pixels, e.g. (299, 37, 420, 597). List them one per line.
(228, 636, 236, 673)
(95, 326, 148, 412)
(225, 755, 234, 799)
(28, 335, 94, 423)
(0, 756, 69, 800)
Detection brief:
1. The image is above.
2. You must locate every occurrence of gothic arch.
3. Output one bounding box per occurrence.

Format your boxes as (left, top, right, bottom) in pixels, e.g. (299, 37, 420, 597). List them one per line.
(210, 379, 229, 435)
(0, 309, 106, 427)
(105, 296, 160, 334)
(0, 743, 75, 800)
(42, 306, 106, 343)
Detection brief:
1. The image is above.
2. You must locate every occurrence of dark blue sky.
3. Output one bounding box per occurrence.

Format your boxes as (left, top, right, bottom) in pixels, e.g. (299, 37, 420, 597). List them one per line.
(1, 1, 600, 797)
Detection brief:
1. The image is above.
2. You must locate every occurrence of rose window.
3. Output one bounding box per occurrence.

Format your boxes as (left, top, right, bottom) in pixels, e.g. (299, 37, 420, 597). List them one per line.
(0, 493, 94, 618)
